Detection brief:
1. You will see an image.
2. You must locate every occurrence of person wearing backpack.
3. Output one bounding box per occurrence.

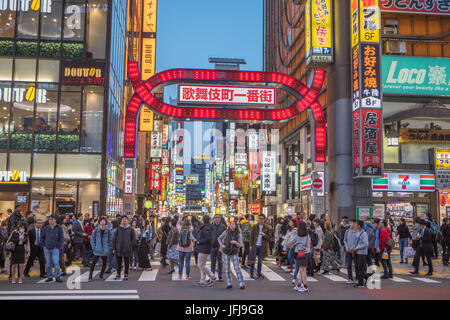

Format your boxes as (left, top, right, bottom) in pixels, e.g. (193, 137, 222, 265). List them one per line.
(178, 217, 194, 280)
(88, 217, 111, 281)
(283, 219, 297, 273)
(426, 213, 439, 259)
(306, 221, 318, 277)
(378, 220, 394, 279)
(362, 216, 375, 267)
(321, 221, 336, 275)
(218, 220, 245, 290)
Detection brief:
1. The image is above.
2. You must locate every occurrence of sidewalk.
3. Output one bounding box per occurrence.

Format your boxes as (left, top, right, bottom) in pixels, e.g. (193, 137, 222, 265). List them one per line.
(389, 249, 449, 280)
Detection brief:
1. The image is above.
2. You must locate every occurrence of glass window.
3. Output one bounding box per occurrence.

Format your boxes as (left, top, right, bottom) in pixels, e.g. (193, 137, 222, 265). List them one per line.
(14, 58, 36, 81)
(17, 8, 39, 40)
(32, 153, 55, 178)
(64, 0, 86, 42)
(59, 86, 81, 152)
(86, 1, 107, 59)
(0, 152, 6, 171)
(56, 154, 101, 179)
(81, 86, 103, 152)
(9, 153, 31, 173)
(55, 181, 77, 202)
(0, 11, 16, 38)
(78, 181, 100, 215)
(0, 82, 11, 150)
(0, 58, 13, 80)
(40, 0, 63, 40)
(34, 84, 58, 151)
(10, 83, 34, 150)
(31, 181, 54, 219)
(38, 59, 59, 83)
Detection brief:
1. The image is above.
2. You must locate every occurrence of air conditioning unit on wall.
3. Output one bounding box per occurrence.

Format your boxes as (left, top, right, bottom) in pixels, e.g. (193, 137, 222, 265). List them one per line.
(385, 40, 407, 55)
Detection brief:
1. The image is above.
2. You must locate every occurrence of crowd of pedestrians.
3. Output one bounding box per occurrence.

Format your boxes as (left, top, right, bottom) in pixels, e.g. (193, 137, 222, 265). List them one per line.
(0, 205, 449, 293)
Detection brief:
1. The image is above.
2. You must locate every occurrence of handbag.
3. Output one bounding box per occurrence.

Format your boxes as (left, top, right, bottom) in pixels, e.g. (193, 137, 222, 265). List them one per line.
(385, 238, 395, 250)
(297, 249, 305, 258)
(382, 250, 389, 260)
(405, 246, 415, 258)
(4, 232, 16, 252)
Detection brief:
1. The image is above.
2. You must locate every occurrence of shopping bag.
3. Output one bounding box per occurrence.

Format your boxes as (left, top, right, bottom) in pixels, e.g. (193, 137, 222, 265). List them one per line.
(405, 246, 415, 258)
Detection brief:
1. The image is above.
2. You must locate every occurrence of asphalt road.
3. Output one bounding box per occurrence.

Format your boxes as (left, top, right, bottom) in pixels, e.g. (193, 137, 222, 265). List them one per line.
(1, 257, 449, 300)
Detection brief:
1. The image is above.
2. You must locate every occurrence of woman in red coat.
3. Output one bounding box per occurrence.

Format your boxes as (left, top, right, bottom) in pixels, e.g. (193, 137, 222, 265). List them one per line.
(378, 220, 393, 279)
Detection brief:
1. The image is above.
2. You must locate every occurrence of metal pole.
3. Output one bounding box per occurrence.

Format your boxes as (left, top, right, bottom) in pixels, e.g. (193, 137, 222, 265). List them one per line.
(327, 0, 355, 223)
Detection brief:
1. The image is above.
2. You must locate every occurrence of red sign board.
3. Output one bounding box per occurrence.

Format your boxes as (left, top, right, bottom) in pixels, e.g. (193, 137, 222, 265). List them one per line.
(179, 85, 276, 106)
(312, 178, 323, 190)
(381, 0, 450, 15)
(150, 162, 161, 191)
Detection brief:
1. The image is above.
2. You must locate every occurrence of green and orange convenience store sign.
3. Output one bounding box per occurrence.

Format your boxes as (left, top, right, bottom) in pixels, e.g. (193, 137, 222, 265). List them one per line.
(372, 172, 435, 192)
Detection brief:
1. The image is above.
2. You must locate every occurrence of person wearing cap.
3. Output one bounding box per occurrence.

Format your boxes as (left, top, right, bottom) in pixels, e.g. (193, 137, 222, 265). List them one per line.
(410, 219, 433, 276)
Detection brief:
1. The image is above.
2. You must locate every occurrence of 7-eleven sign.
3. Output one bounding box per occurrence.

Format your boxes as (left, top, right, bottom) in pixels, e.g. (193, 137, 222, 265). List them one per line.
(372, 172, 435, 192)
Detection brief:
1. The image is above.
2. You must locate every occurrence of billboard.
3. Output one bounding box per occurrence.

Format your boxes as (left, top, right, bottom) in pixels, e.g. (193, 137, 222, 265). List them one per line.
(306, 0, 333, 67)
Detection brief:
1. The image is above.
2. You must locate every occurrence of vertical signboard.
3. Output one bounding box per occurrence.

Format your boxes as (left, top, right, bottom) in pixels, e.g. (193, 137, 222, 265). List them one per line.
(351, 0, 383, 178)
(261, 151, 277, 193)
(306, 0, 333, 67)
(150, 162, 162, 191)
(139, 107, 153, 131)
(124, 168, 133, 194)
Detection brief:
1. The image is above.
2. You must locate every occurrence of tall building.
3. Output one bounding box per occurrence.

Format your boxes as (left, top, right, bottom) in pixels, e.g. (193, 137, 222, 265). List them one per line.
(0, 0, 128, 219)
(265, 0, 450, 224)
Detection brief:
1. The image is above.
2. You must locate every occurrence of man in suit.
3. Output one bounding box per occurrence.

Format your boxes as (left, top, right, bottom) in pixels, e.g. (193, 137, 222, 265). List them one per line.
(249, 214, 270, 280)
(72, 213, 87, 266)
(24, 219, 46, 278)
(410, 219, 433, 276)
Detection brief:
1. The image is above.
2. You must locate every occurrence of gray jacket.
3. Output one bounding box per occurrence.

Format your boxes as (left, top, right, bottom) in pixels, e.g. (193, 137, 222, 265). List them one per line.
(72, 220, 85, 245)
(344, 228, 358, 249)
(353, 230, 368, 255)
(314, 226, 324, 250)
(411, 223, 420, 239)
(288, 234, 311, 254)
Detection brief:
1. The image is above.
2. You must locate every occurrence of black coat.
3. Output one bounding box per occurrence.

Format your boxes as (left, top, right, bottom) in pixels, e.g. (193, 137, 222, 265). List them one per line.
(72, 221, 85, 245)
(112, 226, 136, 257)
(442, 224, 450, 247)
(195, 223, 213, 254)
(418, 227, 433, 254)
(211, 223, 226, 248)
(28, 228, 43, 250)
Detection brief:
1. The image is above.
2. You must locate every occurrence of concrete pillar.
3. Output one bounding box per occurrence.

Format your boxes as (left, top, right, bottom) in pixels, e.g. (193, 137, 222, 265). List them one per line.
(327, 0, 355, 223)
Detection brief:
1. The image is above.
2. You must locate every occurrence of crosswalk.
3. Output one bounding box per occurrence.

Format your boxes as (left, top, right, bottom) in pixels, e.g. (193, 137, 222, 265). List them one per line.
(0, 290, 139, 300)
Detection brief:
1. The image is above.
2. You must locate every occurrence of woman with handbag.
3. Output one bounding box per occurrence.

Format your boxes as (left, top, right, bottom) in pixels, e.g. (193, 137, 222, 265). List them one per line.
(138, 220, 153, 271)
(218, 220, 245, 290)
(283, 219, 297, 273)
(289, 221, 311, 293)
(166, 219, 180, 274)
(8, 221, 28, 284)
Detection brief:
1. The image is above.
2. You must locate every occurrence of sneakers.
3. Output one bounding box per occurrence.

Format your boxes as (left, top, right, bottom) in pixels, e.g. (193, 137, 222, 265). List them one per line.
(124, 274, 128, 280)
(226, 285, 232, 289)
(346, 279, 354, 285)
(178, 275, 183, 280)
(240, 285, 245, 290)
(409, 271, 419, 275)
(55, 278, 63, 283)
(114, 274, 121, 280)
(45, 278, 54, 283)
(186, 276, 191, 280)
(207, 279, 215, 286)
(291, 279, 296, 285)
(194, 282, 207, 287)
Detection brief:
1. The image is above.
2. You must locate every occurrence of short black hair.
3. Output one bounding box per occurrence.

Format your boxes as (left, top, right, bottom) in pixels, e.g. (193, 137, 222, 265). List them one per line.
(350, 218, 357, 223)
(297, 221, 307, 237)
(356, 220, 364, 228)
(15, 205, 20, 209)
(419, 219, 427, 226)
(203, 215, 210, 224)
(99, 217, 107, 224)
(258, 214, 265, 219)
(245, 214, 251, 220)
(373, 218, 381, 224)
(48, 215, 56, 220)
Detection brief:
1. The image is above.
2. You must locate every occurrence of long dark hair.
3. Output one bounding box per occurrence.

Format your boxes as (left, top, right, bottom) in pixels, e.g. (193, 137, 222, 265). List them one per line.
(297, 221, 307, 237)
(228, 220, 240, 233)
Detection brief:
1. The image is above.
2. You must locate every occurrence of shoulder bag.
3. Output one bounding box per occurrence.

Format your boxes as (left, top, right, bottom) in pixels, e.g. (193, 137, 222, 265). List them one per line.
(5, 231, 16, 252)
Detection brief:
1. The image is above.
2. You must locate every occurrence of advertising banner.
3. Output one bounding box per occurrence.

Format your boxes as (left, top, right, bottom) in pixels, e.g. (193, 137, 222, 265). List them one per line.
(382, 56, 450, 96)
(381, 0, 450, 15)
(306, 0, 333, 67)
(60, 60, 105, 86)
(372, 172, 435, 192)
(261, 151, 277, 193)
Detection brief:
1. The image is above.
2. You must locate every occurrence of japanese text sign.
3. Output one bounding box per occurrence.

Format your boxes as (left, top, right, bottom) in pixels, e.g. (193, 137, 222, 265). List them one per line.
(261, 151, 277, 193)
(436, 149, 450, 170)
(178, 85, 276, 106)
(381, 0, 450, 15)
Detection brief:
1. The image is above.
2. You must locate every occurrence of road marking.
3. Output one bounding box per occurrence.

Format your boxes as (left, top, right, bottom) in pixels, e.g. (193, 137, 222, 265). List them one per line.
(138, 270, 158, 282)
(230, 265, 254, 281)
(0, 290, 138, 295)
(172, 270, 187, 281)
(1, 295, 139, 300)
(322, 274, 347, 282)
(261, 265, 286, 281)
(105, 273, 123, 282)
(390, 276, 411, 283)
(307, 276, 318, 282)
(412, 277, 440, 284)
(74, 271, 99, 283)
(36, 278, 55, 284)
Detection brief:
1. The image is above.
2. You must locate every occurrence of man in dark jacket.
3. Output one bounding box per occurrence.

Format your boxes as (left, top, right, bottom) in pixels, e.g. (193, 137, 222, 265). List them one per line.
(194, 215, 216, 286)
(249, 214, 270, 280)
(72, 213, 87, 265)
(7, 205, 23, 234)
(24, 219, 46, 278)
(41, 216, 64, 282)
(441, 218, 450, 266)
(410, 219, 433, 276)
(210, 215, 226, 282)
(112, 215, 135, 280)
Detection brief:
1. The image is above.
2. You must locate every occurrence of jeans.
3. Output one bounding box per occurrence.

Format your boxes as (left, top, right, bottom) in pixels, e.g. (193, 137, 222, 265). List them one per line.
(131, 247, 139, 267)
(249, 246, 263, 277)
(399, 238, 409, 262)
(150, 239, 155, 260)
(108, 250, 118, 271)
(346, 251, 354, 280)
(44, 248, 60, 279)
(178, 251, 192, 277)
(241, 241, 250, 266)
(381, 249, 393, 277)
(288, 248, 295, 269)
(210, 247, 223, 279)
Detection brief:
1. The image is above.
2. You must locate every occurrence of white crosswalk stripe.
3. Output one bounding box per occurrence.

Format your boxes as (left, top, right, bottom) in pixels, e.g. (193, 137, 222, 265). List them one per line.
(261, 264, 286, 281)
(390, 276, 411, 283)
(322, 274, 347, 282)
(0, 290, 139, 300)
(172, 270, 188, 281)
(230, 265, 254, 281)
(74, 271, 99, 283)
(138, 269, 159, 282)
(412, 277, 440, 284)
(307, 276, 318, 282)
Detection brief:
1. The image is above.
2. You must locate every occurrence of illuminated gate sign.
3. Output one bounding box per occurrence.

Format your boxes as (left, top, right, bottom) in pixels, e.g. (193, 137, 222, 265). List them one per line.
(178, 85, 276, 106)
(351, 0, 383, 178)
(125, 62, 326, 162)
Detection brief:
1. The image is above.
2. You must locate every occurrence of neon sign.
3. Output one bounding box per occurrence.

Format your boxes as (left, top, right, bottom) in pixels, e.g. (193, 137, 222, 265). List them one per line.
(125, 62, 326, 161)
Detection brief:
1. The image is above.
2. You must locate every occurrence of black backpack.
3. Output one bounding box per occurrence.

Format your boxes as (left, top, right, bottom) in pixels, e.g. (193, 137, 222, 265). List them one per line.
(308, 229, 319, 247)
(179, 228, 191, 247)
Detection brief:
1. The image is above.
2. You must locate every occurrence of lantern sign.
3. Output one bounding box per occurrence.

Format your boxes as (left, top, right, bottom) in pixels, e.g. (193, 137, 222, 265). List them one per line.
(305, 0, 334, 67)
(351, 0, 383, 178)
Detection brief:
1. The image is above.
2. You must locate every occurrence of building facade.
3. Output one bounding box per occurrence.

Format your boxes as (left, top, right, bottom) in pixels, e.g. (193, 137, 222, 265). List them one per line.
(0, 0, 128, 219)
(265, 0, 450, 224)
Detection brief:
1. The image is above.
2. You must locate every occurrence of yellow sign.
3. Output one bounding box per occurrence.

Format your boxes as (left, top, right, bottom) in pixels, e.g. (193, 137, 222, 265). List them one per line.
(305, 0, 311, 61)
(436, 149, 450, 169)
(351, 0, 359, 48)
(141, 37, 156, 81)
(139, 106, 154, 131)
(306, 0, 333, 67)
(359, 0, 380, 43)
(0, 170, 28, 184)
(399, 129, 450, 144)
(143, 0, 157, 33)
